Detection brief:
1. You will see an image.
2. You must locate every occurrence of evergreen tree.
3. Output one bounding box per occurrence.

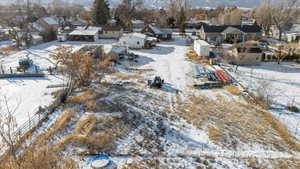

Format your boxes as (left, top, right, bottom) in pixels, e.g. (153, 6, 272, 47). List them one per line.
(91, 0, 110, 26)
(178, 7, 186, 33)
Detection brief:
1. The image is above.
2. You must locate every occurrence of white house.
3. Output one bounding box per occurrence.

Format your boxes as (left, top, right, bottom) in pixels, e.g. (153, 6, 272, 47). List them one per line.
(194, 40, 211, 57)
(119, 33, 147, 49)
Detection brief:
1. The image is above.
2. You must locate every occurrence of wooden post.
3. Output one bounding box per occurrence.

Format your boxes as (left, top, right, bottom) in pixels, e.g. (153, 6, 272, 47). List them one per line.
(10, 67, 12, 74)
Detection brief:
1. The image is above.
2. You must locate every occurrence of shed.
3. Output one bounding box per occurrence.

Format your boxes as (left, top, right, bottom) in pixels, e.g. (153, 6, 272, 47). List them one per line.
(119, 33, 147, 49)
(194, 40, 211, 57)
(69, 27, 101, 42)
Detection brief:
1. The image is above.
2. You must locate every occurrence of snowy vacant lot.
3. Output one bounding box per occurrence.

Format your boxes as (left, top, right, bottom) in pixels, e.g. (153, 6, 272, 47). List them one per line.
(21, 36, 299, 169)
(0, 40, 116, 126)
(232, 62, 300, 140)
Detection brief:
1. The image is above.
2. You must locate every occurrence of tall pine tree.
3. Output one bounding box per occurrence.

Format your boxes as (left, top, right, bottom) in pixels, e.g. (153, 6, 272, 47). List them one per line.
(178, 7, 186, 33)
(91, 0, 110, 26)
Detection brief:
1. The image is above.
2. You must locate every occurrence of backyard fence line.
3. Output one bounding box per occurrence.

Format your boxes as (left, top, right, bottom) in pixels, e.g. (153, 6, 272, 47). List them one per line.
(12, 89, 64, 141)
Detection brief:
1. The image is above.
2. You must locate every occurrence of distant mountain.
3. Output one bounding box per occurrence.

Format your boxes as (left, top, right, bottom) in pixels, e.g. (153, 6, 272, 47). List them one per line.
(1, 0, 265, 8)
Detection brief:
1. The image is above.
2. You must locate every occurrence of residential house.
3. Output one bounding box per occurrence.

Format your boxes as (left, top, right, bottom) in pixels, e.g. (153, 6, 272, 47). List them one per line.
(185, 18, 209, 29)
(99, 25, 123, 39)
(230, 41, 263, 65)
(119, 33, 149, 49)
(198, 24, 262, 44)
(271, 24, 300, 42)
(36, 17, 59, 31)
(71, 18, 88, 27)
(141, 25, 172, 41)
(69, 26, 101, 42)
(132, 20, 145, 29)
(0, 28, 9, 41)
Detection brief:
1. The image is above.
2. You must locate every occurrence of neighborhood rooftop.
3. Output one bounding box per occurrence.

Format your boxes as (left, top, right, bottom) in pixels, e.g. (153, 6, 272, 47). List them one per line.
(202, 24, 262, 33)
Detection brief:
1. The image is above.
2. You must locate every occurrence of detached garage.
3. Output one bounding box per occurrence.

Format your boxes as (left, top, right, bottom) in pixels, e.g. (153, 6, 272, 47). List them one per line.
(69, 27, 100, 42)
(194, 40, 211, 57)
(119, 33, 147, 49)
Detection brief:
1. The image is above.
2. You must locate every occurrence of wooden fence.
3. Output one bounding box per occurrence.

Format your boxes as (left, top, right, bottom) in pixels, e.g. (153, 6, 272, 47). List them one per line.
(0, 65, 45, 79)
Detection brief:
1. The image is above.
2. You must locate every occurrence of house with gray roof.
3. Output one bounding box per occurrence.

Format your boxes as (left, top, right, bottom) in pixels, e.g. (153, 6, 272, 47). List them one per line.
(141, 25, 172, 41)
(198, 24, 262, 44)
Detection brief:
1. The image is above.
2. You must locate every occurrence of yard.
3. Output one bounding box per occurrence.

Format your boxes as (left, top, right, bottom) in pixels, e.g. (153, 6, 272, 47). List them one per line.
(231, 62, 300, 140)
(0, 39, 116, 126)
(1, 36, 300, 169)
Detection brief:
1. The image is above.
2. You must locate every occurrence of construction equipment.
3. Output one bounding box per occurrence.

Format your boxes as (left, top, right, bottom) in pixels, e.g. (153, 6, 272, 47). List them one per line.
(17, 57, 33, 72)
(148, 76, 164, 88)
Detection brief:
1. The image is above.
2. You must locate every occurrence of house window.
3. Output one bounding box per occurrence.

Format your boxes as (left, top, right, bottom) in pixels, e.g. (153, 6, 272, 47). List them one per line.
(137, 41, 140, 45)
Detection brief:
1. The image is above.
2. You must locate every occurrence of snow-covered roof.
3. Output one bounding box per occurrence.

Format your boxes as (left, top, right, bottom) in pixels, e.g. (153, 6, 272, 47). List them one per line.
(195, 40, 210, 46)
(123, 33, 147, 39)
(146, 37, 157, 41)
(108, 19, 117, 24)
(186, 18, 209, 25)
(132, 20, 144, 24)
(148, 25, 163, 34)
(32, 22, 45, 32)
(69, 27, 100, 36)
(42, 17, 58, 25)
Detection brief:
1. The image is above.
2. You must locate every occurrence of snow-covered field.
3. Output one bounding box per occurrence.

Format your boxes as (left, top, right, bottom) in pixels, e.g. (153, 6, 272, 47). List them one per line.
(232, 62, 300, 140)
(0, 40, 13, 48)
(7, 36, 300, 169)
(0, 39, 116, 126)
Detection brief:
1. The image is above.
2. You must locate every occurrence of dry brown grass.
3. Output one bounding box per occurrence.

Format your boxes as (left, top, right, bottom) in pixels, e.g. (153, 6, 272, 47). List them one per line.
(75, 115, 96, 135)
(35, 110, 75, 145)
(225, 85, 242, 95)
(186, 50, 209, 63)
(258, 107, 300, 151)
(1, 145, 79, 169)
(208, 125, 223, 143)
(112, 73, 145, 80)
(68, 88, 97, 105)
(57, 133, 114, 152)
(0, 46, 19, 55)
(177, 95, 293, 150)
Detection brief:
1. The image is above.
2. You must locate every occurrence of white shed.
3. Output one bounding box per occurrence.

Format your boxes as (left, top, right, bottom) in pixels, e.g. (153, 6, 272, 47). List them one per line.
(194, 40, 211, 57)
(119, 33, 146, 49)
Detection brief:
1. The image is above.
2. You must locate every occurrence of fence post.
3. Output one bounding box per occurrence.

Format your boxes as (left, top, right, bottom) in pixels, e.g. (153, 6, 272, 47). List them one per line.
(10, 67, 12, 74)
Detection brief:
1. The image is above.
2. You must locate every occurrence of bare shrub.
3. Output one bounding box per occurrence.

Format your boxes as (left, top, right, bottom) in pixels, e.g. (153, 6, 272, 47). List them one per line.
(51, 46, 97, 87)
(1, 145, 79, 169)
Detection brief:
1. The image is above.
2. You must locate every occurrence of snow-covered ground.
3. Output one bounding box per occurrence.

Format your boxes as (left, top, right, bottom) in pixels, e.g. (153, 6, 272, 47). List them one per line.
(0, 40, 13, 48)
(9, 36, 300, 168)
(0, 39, 116, 126)
(231, 62, 300, 140)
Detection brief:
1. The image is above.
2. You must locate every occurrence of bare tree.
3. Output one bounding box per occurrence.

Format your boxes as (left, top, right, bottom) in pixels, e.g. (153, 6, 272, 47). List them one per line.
(254, 1, 273, 37)
(271, 0, 300, 41)
(0, 96, 20, 167)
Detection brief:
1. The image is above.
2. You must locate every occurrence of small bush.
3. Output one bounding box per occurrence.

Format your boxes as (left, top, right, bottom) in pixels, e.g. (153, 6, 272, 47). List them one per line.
(288, 106, 299, 113)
